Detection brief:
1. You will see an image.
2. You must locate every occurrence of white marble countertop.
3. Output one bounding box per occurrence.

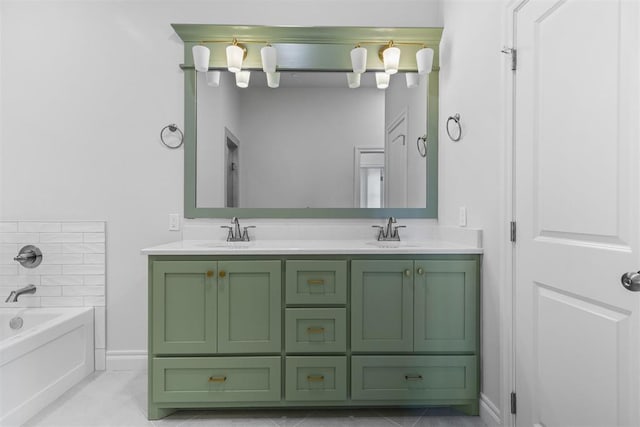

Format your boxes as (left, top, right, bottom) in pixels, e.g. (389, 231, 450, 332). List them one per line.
(141, 239, 483, 255)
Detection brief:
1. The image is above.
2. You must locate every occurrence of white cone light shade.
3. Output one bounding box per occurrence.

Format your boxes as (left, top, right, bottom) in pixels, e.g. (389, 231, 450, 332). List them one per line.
(235, 71, 251, 88)
(416, 47, 434, 75)
(226, 44, 244, 72)
(405, 73, 419, 88)
(383, 46, 401, 74)
(350, 47, 367, 74)
(346, 72, 361, 89)
(261, 46, 277, 73)
(206, 71, 221, 87)
(192, 45, 210, 72)
(266, 72, 280, 88)
(375, 72, 390, 89)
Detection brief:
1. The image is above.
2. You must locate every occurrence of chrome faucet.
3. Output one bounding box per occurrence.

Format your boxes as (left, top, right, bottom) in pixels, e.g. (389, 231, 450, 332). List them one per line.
(372, 217, 406, 241)
(5, 284, 37, 303)
(221, 217, 256, 242)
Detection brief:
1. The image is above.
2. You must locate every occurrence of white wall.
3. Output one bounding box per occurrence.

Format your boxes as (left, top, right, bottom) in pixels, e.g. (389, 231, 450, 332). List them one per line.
(238, 87, 384, 208)
(0, 0, 444, 367)
(439, 0, 506, 421)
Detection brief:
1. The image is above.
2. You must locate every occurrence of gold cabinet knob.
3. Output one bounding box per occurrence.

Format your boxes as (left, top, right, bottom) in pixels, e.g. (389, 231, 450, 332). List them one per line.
(404, 269, 412, 277)
(219, 270, 226, 278)
(206, 270, 214, 278)
(416, 268, 424, 275)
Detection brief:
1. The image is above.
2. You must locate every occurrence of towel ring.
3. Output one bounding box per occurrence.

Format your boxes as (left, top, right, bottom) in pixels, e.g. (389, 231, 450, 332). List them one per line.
(416, 135, 427, 158)
(446, 113, 462, 142)
(160, 124, 184, 149)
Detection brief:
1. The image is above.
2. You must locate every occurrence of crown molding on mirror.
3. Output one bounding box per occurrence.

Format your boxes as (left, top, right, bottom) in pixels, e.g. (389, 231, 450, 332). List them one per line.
(174, 24, 441, 219)
(173, 24, 442, 72)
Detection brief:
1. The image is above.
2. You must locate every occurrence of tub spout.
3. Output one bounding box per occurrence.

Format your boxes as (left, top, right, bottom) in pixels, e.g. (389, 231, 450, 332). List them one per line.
(5, 284, 36, 303)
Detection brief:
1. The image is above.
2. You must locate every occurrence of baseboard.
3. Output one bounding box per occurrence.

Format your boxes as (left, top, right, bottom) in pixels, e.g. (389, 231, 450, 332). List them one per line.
(105, 350, 147, 371)
(480, 393, 502, 426)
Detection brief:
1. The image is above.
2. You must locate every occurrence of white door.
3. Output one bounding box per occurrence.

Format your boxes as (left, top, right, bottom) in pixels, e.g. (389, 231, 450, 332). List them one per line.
(513, 1, 640, 426)
(386, 112, 408, 208)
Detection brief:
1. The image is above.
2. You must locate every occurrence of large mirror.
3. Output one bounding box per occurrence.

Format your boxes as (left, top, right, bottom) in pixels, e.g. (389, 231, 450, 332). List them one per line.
(196, 71, 428, 209)
(175, 25, 441, 218)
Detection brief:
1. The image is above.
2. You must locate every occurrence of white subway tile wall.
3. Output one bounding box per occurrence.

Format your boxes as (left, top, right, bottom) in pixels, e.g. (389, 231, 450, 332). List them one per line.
(0, 221, 107, 370)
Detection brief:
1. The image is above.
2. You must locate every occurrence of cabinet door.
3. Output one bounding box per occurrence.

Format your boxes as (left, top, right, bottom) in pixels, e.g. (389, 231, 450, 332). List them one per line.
(152, 261, 217, 354)
(351, 260, 414, 352)
(217, 260, 282, 353)
(414, 260, 478, 352)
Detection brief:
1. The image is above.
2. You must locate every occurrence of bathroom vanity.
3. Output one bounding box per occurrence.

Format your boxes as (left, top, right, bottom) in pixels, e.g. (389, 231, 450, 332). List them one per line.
(143, 240, 481, 420)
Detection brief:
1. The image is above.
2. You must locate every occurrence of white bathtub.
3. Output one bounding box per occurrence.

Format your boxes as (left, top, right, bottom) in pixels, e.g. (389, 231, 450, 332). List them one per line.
(0, 307, 94, 426)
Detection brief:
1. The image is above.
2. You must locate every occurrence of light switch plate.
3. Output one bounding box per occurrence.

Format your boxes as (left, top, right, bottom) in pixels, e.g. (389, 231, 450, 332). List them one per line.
(459, 207, 467, 227)
(169, 214, 181, 231)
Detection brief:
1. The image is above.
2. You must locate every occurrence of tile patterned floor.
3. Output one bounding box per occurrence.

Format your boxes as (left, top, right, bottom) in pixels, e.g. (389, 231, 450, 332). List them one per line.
(24, 371, 486, 427)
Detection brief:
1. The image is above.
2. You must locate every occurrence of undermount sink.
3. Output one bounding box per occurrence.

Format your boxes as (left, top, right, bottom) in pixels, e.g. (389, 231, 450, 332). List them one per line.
(197, 241, 254, 249)
(366, 241, 421, 249)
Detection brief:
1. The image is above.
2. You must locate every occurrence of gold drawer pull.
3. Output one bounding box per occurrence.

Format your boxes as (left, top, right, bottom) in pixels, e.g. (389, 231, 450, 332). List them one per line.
(307, 279, 325, 285)
(208, 376, 227, 383)
(307, 375, 325, 382)
(404, 374, 423, 381)
(307, 327, 325, 334)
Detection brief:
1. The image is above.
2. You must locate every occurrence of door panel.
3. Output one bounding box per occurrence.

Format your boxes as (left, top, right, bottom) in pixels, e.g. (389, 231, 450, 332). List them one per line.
(514, 0, 640, 425)
(351, 260, 413, 352)
(414, 260, 477, 352)
(152, 261, 217, 354)
(217, 260, 281, 353)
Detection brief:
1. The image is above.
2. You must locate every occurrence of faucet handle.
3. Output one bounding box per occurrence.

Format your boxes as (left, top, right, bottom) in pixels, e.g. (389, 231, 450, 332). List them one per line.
(372, 225, 386, 240)
(241, 226, 256, 241)
(392, 225, 406, 239)
(220, 225, 233, 241)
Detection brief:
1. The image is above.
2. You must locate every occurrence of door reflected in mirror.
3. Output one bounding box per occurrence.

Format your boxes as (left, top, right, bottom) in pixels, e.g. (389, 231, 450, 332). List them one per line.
(196, 71, 428, 209)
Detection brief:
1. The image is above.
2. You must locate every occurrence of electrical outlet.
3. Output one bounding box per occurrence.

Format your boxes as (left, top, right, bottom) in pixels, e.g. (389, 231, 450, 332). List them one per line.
(459, 207, 467, 227)
(168, 214, 181, 231)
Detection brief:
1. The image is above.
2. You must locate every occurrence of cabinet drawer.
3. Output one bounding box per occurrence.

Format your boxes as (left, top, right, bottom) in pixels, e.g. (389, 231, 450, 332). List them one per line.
(152, 357, 281, 403)
(285, 356, 347, 402)
(285, 308, 346, 353)
(286, 260, 347, 305)
(351, 356, 477, 401)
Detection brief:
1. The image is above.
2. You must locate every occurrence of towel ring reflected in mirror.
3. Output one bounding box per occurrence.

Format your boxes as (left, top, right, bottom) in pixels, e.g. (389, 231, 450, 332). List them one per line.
(160, 123, 184, 149)
(446, 113, 462, 142)
(416, 135, 428, 158)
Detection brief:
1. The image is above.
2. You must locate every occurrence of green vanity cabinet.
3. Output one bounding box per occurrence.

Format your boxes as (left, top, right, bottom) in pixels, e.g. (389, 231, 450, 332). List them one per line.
(351, 259, 477, 353)
(414, 260, 477, 353)
(351, 260, 414, 352)
(152, 260, 281, 355)
(152, 261, 218, 354)
(148, 254, 480, 420)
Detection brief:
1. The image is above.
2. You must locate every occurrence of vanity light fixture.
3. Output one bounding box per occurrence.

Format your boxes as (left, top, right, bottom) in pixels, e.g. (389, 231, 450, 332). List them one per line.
(192, 45, 210, 72)
(380, 41, 401, 74)
(346, 72, 361, 89)
(206, 70, 221, 87)
(405, 73, 419, 88)
(266, 72, 280, 88)
(375, 72, 390, 89)
(260, 45, 277, 73)
(226, 39, 247, 73)
(350, 45, 367, 74)
(416, 47, 434, 74)
(235, 70, 251, 88)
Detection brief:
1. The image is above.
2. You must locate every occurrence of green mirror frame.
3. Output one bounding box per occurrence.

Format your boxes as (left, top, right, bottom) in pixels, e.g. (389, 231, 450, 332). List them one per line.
(173, 24, 442, 219)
